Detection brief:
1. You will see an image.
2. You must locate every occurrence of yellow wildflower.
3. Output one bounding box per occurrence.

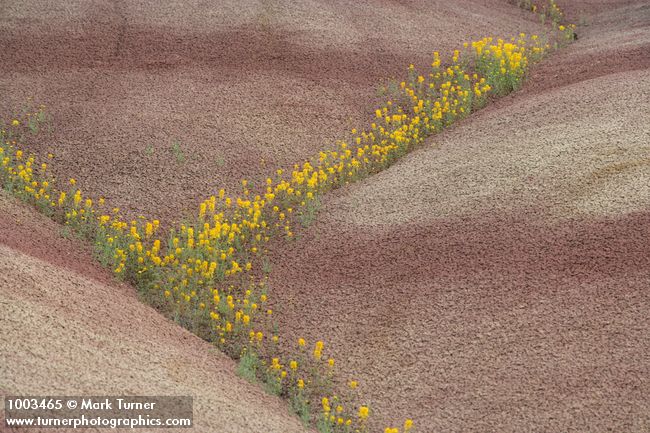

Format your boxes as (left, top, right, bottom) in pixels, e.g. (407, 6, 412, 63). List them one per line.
(358, 406, 369, 420)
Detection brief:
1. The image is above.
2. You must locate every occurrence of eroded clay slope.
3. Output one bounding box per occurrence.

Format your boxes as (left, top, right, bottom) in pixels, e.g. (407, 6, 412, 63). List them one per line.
(268, 3, 650, 432)
(0, 0, 546, 221)
(0, 192, 311, 433)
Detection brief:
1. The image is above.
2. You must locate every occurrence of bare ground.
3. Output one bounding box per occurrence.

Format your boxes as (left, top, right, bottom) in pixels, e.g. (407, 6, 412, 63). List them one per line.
(267, 3, 650, 432)
(0, 0, 548, 223)
(0, 192, 312, 433)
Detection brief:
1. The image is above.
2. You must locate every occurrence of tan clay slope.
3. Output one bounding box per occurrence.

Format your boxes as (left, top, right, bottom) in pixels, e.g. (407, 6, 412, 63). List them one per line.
(268, 3, 650, 432)
(0, 192, 312, 433)
(0, 0, 547, 222)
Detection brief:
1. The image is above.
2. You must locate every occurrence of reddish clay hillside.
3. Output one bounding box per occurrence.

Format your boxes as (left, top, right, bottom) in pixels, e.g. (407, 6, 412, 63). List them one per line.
(0, 0, 548, 222)
(268, 2, 650, 432)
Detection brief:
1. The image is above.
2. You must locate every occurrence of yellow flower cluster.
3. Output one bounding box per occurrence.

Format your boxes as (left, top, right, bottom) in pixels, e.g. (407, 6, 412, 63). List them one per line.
(0, 123, 380, 430)
(471, 34, 548, 95)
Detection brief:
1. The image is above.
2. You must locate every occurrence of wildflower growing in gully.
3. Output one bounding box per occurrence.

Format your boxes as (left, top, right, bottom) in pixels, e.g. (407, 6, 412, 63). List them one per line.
(0, 3, 575, 426)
